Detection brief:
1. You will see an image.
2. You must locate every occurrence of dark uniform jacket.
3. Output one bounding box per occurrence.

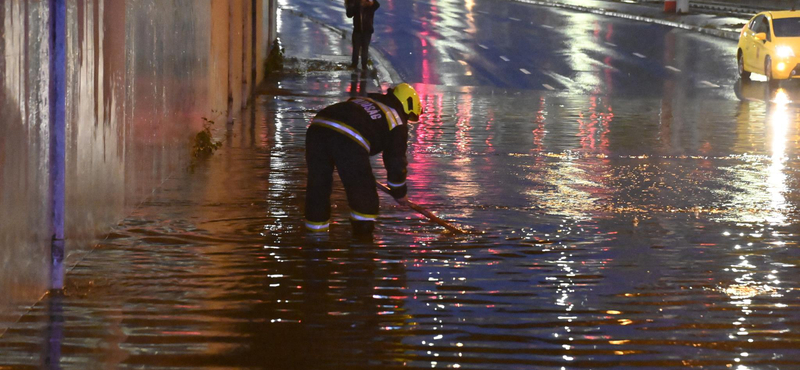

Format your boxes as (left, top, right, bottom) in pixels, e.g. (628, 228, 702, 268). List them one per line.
(311, 92, 408, 198)
(347, 0, 380, 33)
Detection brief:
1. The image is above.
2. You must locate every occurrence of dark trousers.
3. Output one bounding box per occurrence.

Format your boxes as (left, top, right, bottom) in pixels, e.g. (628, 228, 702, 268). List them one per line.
(305, 125, 378, 233)
(351, 31, 372, 68)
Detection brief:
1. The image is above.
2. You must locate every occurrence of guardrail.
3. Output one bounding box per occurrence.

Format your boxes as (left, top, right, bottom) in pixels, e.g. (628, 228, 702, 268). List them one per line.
(641, 0, 787, 15)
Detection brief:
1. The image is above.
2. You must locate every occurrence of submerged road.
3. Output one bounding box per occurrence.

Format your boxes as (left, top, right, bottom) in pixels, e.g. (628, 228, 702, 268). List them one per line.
(284, 0, 800, 368)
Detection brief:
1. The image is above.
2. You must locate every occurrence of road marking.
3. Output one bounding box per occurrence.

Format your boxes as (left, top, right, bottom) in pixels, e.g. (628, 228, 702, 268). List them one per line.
(500, 56, 510, 62)
(700, 80, 720, 88)
(510, 17, 521, 21)
(543, 71, 576, 90)
(633, 53, 646, 58)
(412, 19, 423, 24)
(385, 12, 393, 16)
(605, 42, 617, 47)
(666, 66, 681, 72)
(520, 68, 531, 74)
(543, 84, 555, 90)
(479, 44, 489, 50)
(542, 25, 554, 29)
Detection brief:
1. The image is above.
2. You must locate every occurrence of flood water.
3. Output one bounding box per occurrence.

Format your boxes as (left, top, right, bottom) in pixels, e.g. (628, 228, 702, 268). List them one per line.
(2, 67, 800, 369)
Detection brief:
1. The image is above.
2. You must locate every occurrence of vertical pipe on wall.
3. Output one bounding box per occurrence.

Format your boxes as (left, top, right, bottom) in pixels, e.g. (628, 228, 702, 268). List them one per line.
(226, 0, 234, 124)
(241, 0, 250, 107)
(227, 0, 243, 124)
(251, 0, 257, 99)
(210, 0, 230, 123)
(270, 0, 277, 46)
(255, 0, 264, 84)
(48, 0, 66, 291)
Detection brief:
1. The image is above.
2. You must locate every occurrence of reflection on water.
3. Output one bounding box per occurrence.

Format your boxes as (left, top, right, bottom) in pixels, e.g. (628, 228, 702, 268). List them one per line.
(2, 74, 800, 369)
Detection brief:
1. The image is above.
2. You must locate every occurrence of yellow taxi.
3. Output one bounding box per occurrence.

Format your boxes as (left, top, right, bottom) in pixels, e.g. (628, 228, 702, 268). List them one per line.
(737, 11, 800, 83)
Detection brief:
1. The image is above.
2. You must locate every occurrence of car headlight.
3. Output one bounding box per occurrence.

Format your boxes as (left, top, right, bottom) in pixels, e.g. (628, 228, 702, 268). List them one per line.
(776, 45, 795, 58)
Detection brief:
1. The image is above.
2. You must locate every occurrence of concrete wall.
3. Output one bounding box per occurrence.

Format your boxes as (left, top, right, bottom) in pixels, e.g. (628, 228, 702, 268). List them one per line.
(0, 0, 53, 328)
(0, 0, 276, 334)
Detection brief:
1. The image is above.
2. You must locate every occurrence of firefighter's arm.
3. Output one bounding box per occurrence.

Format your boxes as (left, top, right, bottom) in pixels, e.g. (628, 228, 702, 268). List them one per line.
(383, 126, 408, 199)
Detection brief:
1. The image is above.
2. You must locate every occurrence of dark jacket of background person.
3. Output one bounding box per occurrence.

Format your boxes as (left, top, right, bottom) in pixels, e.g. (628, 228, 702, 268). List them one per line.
(347, 0, 380, 34)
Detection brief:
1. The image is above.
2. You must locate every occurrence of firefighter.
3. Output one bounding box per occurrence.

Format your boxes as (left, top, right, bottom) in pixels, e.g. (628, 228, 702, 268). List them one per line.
(304, 83, 422, 236)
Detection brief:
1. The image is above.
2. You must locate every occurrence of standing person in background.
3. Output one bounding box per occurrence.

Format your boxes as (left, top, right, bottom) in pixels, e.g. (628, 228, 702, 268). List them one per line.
(346, 0, 380, 70)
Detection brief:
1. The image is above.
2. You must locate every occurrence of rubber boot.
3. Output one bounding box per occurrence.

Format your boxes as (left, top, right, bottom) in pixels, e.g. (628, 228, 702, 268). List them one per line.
(351, 220, 375, 239)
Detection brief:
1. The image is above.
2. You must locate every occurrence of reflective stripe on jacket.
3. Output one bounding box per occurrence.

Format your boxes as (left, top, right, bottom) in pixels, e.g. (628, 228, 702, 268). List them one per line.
(309, 92, 409, 195)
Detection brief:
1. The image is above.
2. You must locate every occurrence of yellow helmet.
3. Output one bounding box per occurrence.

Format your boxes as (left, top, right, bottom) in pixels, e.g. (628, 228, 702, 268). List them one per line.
(392, 83, 422, 122)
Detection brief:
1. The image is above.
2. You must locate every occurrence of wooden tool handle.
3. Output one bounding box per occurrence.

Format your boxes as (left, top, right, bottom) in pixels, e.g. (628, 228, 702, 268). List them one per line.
(376, 182, 468, 234)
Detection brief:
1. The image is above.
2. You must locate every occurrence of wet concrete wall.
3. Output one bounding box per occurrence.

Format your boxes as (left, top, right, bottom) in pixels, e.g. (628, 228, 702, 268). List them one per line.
(0, 0, 276, 333)
(1, 0, 55, 328)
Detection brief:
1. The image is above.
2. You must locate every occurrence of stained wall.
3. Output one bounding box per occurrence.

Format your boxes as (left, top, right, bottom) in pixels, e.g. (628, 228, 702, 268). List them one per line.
(0, 0, 276, 333)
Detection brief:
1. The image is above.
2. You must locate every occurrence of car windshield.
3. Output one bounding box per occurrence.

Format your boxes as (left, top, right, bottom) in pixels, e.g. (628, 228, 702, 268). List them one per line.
(772, 17, 800, 37)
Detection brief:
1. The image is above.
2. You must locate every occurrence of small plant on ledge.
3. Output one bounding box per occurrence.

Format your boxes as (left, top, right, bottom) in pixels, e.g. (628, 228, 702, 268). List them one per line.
(192, 116, 222, 158)
(265, 38, 285, 76)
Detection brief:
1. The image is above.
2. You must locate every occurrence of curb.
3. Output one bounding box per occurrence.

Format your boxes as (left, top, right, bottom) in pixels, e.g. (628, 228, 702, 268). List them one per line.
(511, 0, 741, 40)
(279, 7, 402, 85)
(691, 0, 786, 12)
(691, 4, 755, 16)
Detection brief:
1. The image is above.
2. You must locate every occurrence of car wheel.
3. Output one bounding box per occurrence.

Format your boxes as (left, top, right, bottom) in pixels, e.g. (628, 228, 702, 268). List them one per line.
(738, 53, 750, 79)
(765, 56, 778, 87)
